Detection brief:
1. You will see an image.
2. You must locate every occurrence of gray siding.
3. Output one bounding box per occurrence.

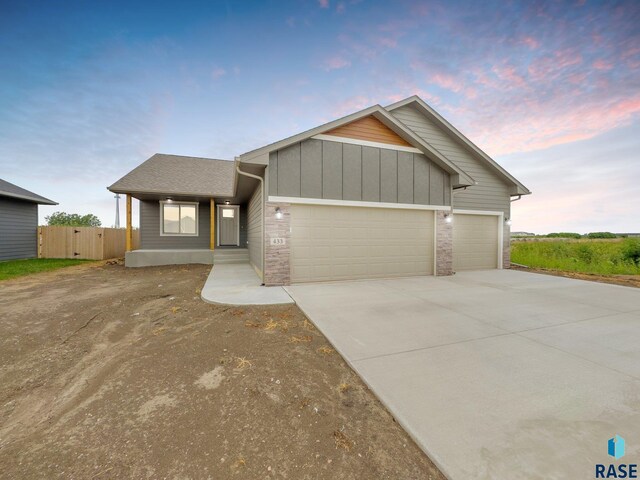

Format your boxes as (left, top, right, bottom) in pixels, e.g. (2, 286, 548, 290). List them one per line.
(268, 138, 451, 206)
(391, 104, 511, 215)
(0, 197, 38, 260)
(247, 185, 263, 273)
(140, 200, 210, 249)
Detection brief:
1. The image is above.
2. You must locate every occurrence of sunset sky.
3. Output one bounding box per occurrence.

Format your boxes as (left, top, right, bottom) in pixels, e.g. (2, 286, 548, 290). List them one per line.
(1, 0, 638, 233)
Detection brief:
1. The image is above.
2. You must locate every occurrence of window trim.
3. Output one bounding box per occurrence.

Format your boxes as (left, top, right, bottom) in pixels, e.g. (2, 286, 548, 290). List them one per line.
(159, 200, 199, 236)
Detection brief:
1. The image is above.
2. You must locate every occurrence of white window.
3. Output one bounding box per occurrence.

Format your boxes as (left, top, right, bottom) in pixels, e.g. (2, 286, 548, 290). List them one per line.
(160, 201, 198, 236)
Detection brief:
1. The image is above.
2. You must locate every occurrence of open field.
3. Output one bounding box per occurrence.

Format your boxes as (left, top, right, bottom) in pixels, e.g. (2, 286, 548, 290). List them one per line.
(0, 258, 95, 281)
(511, 238, 640, 276)
(0, 262, 443, 480)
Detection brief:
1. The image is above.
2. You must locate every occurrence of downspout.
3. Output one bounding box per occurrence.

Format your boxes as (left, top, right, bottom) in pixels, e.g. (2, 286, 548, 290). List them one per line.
(511, 195, 522, 203)
(236, 162, 265, 284)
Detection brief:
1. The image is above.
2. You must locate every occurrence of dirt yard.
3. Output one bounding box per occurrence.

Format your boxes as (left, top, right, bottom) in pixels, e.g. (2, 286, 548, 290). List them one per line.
(0, 262, 444, 479)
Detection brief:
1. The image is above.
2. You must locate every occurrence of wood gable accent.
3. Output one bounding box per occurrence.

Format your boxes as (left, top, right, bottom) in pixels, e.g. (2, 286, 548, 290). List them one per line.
(324, 115, 413, 147)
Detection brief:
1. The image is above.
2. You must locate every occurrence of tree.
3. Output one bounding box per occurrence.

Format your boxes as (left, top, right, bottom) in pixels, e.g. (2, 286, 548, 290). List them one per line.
(45, 212, 102, 227)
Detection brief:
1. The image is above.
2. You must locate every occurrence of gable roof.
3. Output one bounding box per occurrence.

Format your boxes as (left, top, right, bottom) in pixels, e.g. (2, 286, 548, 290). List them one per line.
(108, 153, 236, 197)
(0, 178, 57, 205)
(386, 95, 531, 195)
(239, 104, 475, 187)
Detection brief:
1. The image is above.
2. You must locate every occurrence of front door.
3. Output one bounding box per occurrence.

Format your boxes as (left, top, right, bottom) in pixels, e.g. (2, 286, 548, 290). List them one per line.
(218, 205, 239, 246)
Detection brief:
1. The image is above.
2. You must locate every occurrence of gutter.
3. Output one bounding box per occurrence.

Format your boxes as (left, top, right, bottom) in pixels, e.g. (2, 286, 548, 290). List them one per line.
(235, 162, 265, 284)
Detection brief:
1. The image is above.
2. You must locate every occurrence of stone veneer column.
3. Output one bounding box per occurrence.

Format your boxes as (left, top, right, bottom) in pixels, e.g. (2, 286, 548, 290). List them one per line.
(263, 202, 291, 286)
(503, 222, 511, 269)
(435, 210, 453, 276)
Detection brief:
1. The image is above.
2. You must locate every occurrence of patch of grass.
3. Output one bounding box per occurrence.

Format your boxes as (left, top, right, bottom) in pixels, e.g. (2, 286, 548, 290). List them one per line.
(289, 335, 312, 343)
(317, 346, 335, 355)
(235, 357, 252, 370)
(511, 239, 640, 275)
(333, 430, 353, 451)
(0, 258, 94, 281)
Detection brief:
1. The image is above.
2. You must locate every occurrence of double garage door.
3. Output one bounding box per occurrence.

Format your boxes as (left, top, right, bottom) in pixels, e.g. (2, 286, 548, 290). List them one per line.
(290, 205, 434, 283)
(289, 205, 500, 283)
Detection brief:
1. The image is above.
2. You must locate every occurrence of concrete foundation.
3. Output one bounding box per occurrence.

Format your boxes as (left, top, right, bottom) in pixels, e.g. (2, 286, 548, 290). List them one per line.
(125, 249, 214, 267)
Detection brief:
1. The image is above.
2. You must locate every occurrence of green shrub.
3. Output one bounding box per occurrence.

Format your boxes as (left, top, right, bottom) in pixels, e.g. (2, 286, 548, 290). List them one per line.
(586, 232, 617, 239)
(511, 240, 640, 275)
(545, 232, 582, 239)
(622, 238, 640, 266)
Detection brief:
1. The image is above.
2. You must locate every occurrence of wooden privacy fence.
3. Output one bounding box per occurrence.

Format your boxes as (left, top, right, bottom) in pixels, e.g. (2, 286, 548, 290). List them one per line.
(38, 226, 140, 260)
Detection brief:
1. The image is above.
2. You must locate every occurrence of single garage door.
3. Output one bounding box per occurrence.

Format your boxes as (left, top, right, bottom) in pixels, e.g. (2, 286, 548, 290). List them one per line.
(453, 213, 499, 271)
(290, 205, 434, 283)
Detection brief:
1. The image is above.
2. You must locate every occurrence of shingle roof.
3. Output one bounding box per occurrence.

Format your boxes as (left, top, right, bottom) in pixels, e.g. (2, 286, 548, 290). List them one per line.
(108, 153, 236, 197)
(0, 178, 57, 204)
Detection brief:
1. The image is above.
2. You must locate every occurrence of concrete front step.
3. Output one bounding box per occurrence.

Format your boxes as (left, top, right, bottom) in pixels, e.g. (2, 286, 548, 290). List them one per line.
(214, 257, 249, 264)
(215, 248, 249, 255)
(214, 248, 249, 264)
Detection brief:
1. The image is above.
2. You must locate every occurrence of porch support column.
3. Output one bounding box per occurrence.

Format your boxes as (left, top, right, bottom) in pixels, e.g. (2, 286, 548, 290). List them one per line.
(210, 199, 215, 250)
(125, 194, 133, 252)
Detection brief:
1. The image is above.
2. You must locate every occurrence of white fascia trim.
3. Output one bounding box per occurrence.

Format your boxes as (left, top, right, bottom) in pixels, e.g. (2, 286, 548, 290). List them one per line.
(312, 134, 423, 154)
(452, 209, 504, 216)
(269, 196, 451, 211)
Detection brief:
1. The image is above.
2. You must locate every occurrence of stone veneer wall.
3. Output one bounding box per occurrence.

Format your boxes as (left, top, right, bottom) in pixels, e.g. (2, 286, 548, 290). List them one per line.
(503, 223, 511, 268)
(435, 210, 453, 276)
(263, 202, 291, 286)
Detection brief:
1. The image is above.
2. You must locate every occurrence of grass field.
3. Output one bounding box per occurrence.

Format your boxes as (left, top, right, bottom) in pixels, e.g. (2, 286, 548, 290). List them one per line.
(511, 239, 640, 275)
(0, 258, 94, 281)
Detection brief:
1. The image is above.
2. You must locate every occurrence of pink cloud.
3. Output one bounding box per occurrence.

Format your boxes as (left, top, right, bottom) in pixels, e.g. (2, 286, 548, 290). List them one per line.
(491, 64, 527, 88)
(377, 37, 398, 48)
(318, 0, 329, 8)
(592, 59, 613, 70)
(430, 72, 465, 93)
(322, 55, 351, 71)
(427, 71, 478, 99)
(527, 49, 583, 82)
(211, 67, 226, 80)
(521, 36, 540, 50)
(330, 95, 372, 117)
(466, 95, 640, 156)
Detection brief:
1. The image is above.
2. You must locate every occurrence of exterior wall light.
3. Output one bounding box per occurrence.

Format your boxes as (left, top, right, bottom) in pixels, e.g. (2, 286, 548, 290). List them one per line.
(166, 197, 173, 203)
(225, 200, 230, 205)
(444, 213, 453, 224)
(505, 218, 512, 226)
(275, 207, 283, 220)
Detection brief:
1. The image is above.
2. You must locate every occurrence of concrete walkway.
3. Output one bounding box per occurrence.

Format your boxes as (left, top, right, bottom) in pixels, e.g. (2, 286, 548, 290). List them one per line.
(285, 270, 640, 479)
(201, 263, 293, 306)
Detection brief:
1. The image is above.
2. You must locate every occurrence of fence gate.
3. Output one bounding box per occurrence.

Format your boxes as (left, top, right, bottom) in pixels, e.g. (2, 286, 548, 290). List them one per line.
(72, 227, 102, 259)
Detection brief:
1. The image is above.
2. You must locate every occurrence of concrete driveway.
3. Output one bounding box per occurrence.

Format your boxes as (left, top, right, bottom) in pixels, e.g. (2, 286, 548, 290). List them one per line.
(285, 270, 640, 479)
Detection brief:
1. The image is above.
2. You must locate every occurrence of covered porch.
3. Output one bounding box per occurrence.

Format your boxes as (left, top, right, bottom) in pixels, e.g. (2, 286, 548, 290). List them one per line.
(107, 154, 264, 269)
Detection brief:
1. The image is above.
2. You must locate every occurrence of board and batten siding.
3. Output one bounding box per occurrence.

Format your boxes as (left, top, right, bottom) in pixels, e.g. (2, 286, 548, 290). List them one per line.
(390, 104, 512, 215)
(0, 197, 38, 260)
(247, 184, 263, 274)
(139, 200, 210, 249)
(268, 138, 451, 206)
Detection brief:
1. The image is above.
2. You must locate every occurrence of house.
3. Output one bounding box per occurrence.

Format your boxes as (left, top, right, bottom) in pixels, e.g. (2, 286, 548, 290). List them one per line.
(0, 179, 57, 261)
(108, 95, 530, 285)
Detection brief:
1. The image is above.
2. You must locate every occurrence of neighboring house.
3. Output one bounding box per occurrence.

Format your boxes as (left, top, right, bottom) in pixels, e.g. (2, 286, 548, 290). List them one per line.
(108, 95, 530, 285)
(0, 179, 57, 261)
